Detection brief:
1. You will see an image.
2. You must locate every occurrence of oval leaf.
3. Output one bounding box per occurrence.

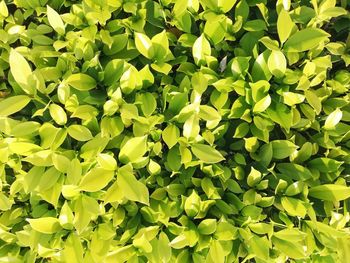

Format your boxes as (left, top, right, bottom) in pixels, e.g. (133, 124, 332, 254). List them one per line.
(65, 73, 96, 91)
(191, 144, 225, 164)
(27, 217, 62, 234)
(79, 167, 114, 192)
(47, 5, 65, 35)
(0, 95, 31, 117)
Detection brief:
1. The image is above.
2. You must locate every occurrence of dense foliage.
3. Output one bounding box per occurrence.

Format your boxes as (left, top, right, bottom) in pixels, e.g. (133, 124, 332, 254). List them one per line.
(0, 0, 350, 262)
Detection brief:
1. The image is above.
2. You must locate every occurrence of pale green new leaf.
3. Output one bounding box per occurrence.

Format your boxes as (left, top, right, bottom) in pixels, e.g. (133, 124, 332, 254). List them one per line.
(324, 108, 342, 130)
(118, 164, 149, 205)
(270, 140, 298, 159)
(135, 32, 153, 59)
(283, 28, 330, 52)
(253, 95, 271, 113)
(191, 144, 225, 163)
(282, 92, 305, 106)
(119, 136, 148, 163)
(277, 9, 295, 44)
(49, 104, 67, 125)
(79, 168, 114, 192)
(47, 5, 65, 35)
(67, 125, 93, 141)
(65, 73, 96, 91)
(281, 197, 307, 218)
(27, 217, 62, 234)
(0, 96, 31, 117)
(268, 50, 287, 78)
(193, 34, 211, 66)
(309, 184, 350, 201)
(9, 49, 34, 94)
(162, 124, 180, 149)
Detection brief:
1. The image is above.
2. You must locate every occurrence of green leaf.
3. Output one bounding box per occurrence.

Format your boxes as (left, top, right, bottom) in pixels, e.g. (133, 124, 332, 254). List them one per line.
(204, 15, 227, 45)
(135, 32, 153, 59)
(183, 114, 200, 139)
(139, 93, 156, 117)
(158, 232, 172, 263)
(65, 73, 96, 91)
(324, 108, 342, 130)
(207, 240, 225, 263)
(247, 167, 262, 187)
(271, 237, 306, 259)
(308, 158, 342, 173)
(27, 217, 62, 234)
(249, 235, 270, 260)
(170, 234, 189, 249)
(162, 124, 180, 149)
(305, 90, 322, 114)
(47, 5, 65, 35)
(267, 50, 287, 78)
(309, 184, 350, 201)
(270, 140, 298, 159)
(198, 219, 217, 235)
(282, 92, 305, 106)
(67, 125, 93, 141)
(118, 164, 149, 205)
(252, 50, 272, 81)
(9, 49, 34, 94)
(276, 163, 313, 181)
(253, 95, 271, 113)
(281, 197, 307, 218)
(0, 95, 31, 117)
(184, 190, 201, 217)
(283, 28, 330, 52)
(152, 30, 169, 62)
(267, 102, 293, 131)
(193, 34, 211, 66)
(243, 19, 267, 32)
(218, 0, 236, 12)
(63, 234, 84, 263)
(0, 1, 8, 17)
(79, 167, 114, 192)
(231, 56, 250, 78)
(97, 153, 117, 171)
(119, 136, 148, 164)
(104, 59, 124, 86)
(277, 9, 295, 44)
(49, 104, 67, 125)
(191, 143, 225, 164)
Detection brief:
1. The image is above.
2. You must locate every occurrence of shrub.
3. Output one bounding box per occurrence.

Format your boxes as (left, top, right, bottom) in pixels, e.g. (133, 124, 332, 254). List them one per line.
(0, 0, 349, 262)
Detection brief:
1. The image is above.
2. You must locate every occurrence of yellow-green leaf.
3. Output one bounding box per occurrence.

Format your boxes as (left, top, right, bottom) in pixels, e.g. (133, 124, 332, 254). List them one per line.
(67, 125, 93, 141)
(191, 143, 225, 164)
(47, 5, 65, 35)
(309, 184, 350, 202)
(324, 108, 342, 130)
(283, 28, 330, 52)
(277, 9, 295, 44)
(119, 136, 148, 164)
(253, 95, 271, 113)
(0, 95, 31, 117)
(79, 167, 114, 192)
(135, 32, 153, 59)
(193, 34, 211, 66)
(162, 124, 180, 149)
(27, 217, 62, 234)
(9, 49, 34, 94)
(118, 164, 149, 205)
(267, 50, 286, 78)
(65, 73, 96, 91)
(49, 104, 67, 125)
(281, 197, 307, 218)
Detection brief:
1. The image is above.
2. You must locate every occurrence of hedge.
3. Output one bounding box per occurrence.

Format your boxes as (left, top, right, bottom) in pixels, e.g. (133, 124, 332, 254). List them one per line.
(0, 0, 350, 262)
